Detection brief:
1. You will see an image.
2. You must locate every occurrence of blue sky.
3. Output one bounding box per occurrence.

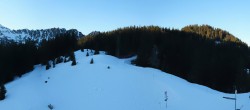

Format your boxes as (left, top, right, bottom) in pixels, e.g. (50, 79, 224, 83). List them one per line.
(0, 0, 250, 44)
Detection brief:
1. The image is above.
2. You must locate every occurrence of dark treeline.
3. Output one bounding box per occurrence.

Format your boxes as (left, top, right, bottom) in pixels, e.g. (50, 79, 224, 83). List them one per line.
(38, 32, 78, 65)
(0, 40, 38, 83)
(0, 32, 78, 84)
(79, 25, 250, 93)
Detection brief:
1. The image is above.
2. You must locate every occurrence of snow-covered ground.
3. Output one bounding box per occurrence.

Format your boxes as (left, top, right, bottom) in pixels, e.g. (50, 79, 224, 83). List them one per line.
(0, 50, 249, 110)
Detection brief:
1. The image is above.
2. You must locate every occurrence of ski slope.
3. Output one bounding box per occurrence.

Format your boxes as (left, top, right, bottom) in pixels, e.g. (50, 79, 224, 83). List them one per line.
(0, 50, 249, 110)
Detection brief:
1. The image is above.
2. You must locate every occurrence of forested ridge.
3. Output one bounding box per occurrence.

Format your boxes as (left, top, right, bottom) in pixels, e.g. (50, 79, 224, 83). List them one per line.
(79, 25, 250, 93)
(182, 25, 242, 43)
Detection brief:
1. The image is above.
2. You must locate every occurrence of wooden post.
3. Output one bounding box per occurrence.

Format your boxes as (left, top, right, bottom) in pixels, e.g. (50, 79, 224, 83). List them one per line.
(235, 89, 237, 110)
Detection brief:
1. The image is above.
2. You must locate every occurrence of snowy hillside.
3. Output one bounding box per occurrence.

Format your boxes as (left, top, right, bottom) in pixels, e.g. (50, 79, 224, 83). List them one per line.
(0, 24, 84, 44)
(0, 50, 249, 110)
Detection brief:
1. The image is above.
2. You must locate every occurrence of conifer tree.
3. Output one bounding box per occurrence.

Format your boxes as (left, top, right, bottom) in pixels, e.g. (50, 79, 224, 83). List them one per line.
(70, 52, 76, 66)
(71, 59, 76, 66)
(0, 84, 6, 100)
(46, 61, 51, 70)
(52, 59, 56, 68)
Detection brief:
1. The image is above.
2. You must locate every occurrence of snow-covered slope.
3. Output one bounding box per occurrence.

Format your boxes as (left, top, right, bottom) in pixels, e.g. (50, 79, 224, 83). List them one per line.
(0, 50, 249, 110)
(0, 24, 84, 44)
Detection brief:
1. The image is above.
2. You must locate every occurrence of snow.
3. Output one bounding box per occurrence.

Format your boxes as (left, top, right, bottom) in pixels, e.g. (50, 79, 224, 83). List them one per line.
(0, 49, 250, 110)
(245, 68, 250, 75)
(0, 25, 18, 39)
(215, 40, 221, 45)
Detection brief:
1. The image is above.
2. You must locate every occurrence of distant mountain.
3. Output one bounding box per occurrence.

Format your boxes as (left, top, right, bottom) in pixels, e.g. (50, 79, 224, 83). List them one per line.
(87, 31, 101, 37)
(0, 24, 84, 44)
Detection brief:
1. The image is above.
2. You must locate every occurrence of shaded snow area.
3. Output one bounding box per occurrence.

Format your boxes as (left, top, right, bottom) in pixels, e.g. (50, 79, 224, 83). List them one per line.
(0, 50, 250, 110)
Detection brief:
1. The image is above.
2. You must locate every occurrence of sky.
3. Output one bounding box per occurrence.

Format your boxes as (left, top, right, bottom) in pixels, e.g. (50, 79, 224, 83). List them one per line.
(0, 0, 250, 44)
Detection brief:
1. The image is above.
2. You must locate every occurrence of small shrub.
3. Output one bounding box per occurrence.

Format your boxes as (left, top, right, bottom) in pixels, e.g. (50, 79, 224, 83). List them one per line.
(86, 52, 89, 57)
(48, 104, 54, 110)
(90, 58, 94, 64)
(107, 66, 110, 69)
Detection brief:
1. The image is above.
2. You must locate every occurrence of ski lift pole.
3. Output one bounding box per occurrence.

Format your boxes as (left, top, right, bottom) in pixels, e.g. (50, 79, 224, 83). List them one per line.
(222, 88, 237, 110)
(235, 89, 237, 110)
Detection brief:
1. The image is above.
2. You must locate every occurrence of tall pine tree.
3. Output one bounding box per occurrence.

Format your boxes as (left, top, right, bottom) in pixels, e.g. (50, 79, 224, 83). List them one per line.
(70, 52, 76, 66)
(0, 84, 6, 100)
